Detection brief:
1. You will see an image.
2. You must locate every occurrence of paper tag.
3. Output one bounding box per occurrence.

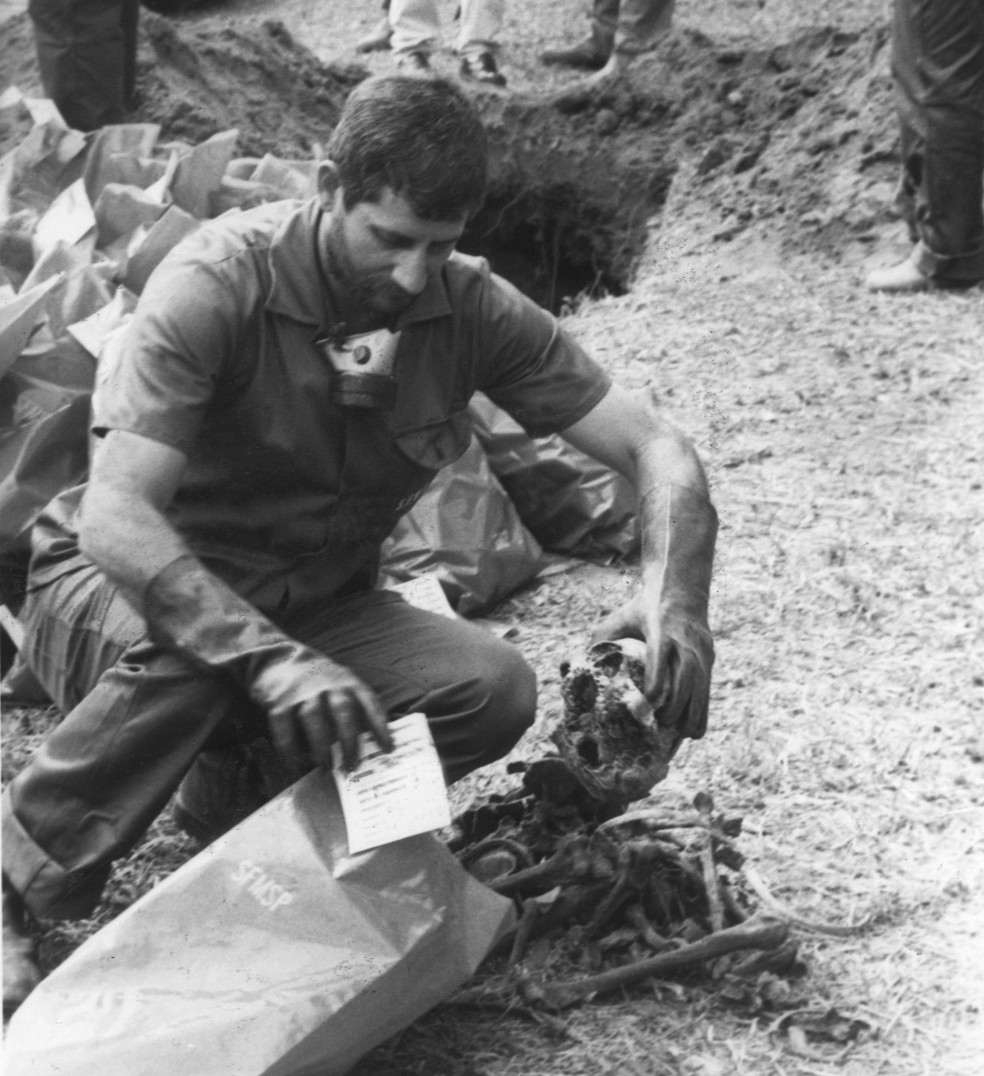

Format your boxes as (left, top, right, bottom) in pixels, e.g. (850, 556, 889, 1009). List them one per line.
(331, 713, 451, 854)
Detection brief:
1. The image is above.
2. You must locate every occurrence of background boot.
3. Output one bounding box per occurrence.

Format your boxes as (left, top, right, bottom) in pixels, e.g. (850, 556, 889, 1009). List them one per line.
(866, 254, 931, 292)
(540, 38, 609, 69)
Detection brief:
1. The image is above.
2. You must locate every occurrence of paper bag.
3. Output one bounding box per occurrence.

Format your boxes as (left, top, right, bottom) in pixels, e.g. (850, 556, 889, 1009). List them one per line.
(4, 769, 515, 1076)
(0, 358, 93, 561)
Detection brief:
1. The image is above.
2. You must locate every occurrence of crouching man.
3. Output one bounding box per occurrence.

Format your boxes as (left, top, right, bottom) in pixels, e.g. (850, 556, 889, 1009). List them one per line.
(2, 75, 718, 1012)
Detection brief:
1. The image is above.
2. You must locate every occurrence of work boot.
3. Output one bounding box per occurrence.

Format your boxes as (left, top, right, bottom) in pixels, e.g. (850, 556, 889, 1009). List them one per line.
(3, 877, 43, 1015)
(540, 38, 609, 70)
(397, 50, 432, 76)
(356, 15, 392, 53)
(866, 256, 932, 293)
(460, 51, 506, 87)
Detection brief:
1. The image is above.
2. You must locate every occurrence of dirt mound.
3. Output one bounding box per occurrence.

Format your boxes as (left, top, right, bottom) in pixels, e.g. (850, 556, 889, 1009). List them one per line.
(490, 26, 898, 258)
(1, 12, 899, 292)
(0, 11, 363, 158)
(134, 13, 365, 156)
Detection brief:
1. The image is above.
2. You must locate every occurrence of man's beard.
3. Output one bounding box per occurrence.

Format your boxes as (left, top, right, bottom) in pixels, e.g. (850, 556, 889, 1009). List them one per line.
(323, 239, 416, 320)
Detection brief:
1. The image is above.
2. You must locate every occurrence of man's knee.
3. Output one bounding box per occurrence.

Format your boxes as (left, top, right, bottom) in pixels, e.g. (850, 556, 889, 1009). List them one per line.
(429, 640, 537, 783)
(480, 645, 538, 754)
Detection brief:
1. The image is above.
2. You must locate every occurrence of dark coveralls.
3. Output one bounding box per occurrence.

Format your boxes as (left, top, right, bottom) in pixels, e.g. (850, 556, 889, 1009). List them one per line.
(2, 198, 611, 921)
(892, 0, 984, 284)
(28, 0, 140, 131)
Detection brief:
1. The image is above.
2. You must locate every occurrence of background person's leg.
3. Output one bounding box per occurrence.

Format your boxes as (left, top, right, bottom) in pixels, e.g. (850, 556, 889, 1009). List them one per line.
(874, 0, 984, 287)
(457, 0, 503, 56)
(389, 0, 440, 58)
(457, 0, 506, 83)
(27, 0, 138, 130)
(610, 0, 675, 57)
(906, 118, 984, 284)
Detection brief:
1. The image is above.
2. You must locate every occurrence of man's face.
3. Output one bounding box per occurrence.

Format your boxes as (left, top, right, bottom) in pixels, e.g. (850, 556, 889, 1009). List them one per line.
(320, 180, 468, 320)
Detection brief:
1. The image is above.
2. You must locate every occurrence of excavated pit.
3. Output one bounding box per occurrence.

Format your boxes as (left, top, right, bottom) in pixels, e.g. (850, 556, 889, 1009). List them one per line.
(460, 187, 629, 313)
(460, 90, 677, 310)
(458, 176, 657, 312)
(0, 11, 901, 303)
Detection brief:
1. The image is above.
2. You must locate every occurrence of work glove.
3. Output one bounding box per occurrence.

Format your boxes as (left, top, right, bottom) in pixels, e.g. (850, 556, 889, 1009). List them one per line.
(144, 555, 393, 770)
(591, 483, 717, 741)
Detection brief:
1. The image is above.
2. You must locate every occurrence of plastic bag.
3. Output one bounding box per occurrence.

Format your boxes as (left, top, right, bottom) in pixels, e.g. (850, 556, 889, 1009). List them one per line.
(379, 434, 544, 616)
(469, 393, 639, 559)
(4, 769, 515, 1076)
(0, 357, 92, 564)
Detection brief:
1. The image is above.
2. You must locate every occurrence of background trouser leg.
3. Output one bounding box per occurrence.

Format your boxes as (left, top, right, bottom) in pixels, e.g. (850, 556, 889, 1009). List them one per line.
(897, 109, 984, 284)
(389, 0, 440, 54)
(457, 0, 504, 58)
(593, 0, 675, 58)
(27, 0, 140, 131)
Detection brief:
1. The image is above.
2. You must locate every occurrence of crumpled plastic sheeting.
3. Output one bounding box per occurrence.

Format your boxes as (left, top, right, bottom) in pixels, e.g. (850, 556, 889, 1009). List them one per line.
(469, 393, 639, 560)
(0, 101, 317, 573)
(3, 769, 516, 1076)
(379, 434, 545, 616)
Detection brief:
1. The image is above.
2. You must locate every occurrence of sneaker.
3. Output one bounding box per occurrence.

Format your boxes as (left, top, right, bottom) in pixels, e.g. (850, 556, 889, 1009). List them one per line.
(398, 50, 432, 76)
(356, 15, 392, 53)
(865, 257, 932, 293)
(460, 51, 506, 87)
(540, 39, 609, 70)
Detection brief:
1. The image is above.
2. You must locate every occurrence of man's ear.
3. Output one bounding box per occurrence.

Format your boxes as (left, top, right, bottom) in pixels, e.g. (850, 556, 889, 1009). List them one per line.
(317, 160, 342, 211)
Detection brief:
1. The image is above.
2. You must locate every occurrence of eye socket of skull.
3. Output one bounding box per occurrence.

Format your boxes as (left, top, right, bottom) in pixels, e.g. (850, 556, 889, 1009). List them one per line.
(576, 737, 602, 767)
(588, 640, 625, 675)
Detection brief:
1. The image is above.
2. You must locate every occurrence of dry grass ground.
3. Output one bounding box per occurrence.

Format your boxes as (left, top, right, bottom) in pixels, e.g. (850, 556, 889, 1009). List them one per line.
(344, 218, 984, 1076)
(3, 0, 982, 1072)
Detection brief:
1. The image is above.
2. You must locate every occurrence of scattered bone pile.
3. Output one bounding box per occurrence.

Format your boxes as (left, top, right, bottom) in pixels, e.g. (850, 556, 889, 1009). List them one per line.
(448, 757, 799, 1012)
(445, 640, 800, 1012)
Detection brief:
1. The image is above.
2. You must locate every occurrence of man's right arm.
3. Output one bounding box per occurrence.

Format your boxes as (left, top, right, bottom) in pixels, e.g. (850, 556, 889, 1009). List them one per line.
(78, 429, 393, 770)
(78, 429, 193, 605)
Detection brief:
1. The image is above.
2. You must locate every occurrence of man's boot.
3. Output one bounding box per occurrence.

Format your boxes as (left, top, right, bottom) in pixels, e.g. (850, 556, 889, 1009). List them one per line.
(3, 876, 43, 1015)
(539, 37, 609, 69)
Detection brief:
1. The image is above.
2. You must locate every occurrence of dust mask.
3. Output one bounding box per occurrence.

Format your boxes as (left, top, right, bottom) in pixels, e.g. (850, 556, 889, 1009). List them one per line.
(317, 326, 401, 410)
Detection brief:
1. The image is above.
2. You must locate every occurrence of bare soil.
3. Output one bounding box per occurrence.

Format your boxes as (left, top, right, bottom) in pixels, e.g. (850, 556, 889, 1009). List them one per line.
(2, 0, 982, 1073)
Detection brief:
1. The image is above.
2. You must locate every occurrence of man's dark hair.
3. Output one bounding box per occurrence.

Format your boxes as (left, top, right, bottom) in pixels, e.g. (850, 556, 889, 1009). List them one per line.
(327, 75, 489, 221)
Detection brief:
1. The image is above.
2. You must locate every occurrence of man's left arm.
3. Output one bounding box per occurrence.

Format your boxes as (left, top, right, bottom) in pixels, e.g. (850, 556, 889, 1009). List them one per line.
(559, 383, 718, 741)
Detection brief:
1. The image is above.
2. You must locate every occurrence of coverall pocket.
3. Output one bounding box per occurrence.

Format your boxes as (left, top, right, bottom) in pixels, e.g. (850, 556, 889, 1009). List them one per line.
(392, 407, 473, 472)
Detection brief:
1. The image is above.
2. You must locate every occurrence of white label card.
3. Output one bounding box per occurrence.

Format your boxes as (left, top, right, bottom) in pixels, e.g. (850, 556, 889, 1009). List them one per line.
(331, 713, 451, 854)
(388, 574, 457, 619)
